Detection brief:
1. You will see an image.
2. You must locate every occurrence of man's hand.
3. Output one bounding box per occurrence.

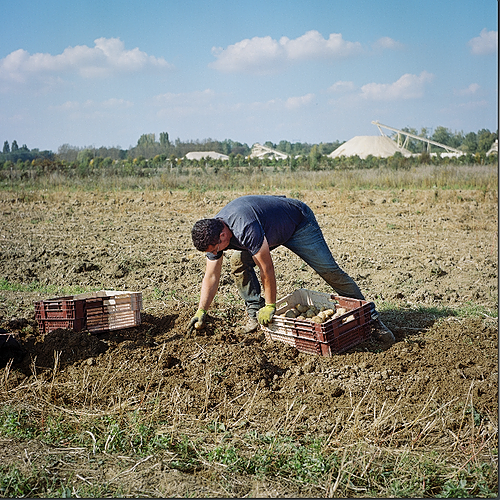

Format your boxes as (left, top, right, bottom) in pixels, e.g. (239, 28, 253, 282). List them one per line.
(257, 304, 276, 326)
(187, 308, 207, 334)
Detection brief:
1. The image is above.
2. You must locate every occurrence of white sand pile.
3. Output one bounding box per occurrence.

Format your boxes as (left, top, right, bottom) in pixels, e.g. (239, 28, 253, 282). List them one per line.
(185, 151, 229, 160)
(328, 135, 412, 159)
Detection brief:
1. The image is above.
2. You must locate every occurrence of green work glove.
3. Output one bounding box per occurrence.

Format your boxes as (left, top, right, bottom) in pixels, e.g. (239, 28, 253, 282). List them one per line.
(187, 308, 207, 334)
(257, 304, 276, 326)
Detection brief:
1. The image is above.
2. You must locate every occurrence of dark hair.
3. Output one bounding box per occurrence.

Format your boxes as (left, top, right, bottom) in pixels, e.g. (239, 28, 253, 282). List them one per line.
(191, 219, 225, 251)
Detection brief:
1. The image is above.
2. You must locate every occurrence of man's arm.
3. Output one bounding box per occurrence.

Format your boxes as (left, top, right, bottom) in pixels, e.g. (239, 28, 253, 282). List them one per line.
(252, 236, 276, 306)
(198, 255, 223, 311)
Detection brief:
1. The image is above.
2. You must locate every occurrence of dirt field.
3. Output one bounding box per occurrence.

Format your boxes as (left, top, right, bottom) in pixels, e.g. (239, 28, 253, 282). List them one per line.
(0, 187, 498, 497)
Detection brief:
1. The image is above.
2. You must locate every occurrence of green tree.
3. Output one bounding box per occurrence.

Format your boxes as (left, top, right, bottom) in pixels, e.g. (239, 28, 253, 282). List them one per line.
(477, 129, 496, 153)
(58, 144, 80, 162)
(3, 141, 10, 154)
(159, 132, 169, 146)
(400, 127, 420, 153)
(462, 132, 478, 154)
(11, 140, 19, 152)
(432, 126, 452, 146)
(137, 133, 156, 146)
(308, 145, 321, 170)
(277, 140, 293, 155)
(77, 149, 94, 167)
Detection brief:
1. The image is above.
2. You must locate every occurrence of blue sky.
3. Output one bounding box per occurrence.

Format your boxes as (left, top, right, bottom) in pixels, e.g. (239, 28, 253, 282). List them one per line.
(0, 0, 497, 152)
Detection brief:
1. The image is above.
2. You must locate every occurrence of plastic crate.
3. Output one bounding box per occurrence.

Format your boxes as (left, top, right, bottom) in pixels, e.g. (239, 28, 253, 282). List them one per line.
(84, 291, 142, 333)
(263, 323, 373, 356)
(35, 290, 142, 334)
(35, 296, 87, 334)
(261, 289, 376, 355)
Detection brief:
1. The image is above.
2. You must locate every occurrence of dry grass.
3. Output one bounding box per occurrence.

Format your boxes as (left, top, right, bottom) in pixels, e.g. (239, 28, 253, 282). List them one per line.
(1, 345, 497, 498)
(1, 163, 497, 194)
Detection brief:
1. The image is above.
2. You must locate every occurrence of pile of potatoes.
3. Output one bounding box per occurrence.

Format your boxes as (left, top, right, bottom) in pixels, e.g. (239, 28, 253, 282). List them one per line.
(279, 303, 352, 324)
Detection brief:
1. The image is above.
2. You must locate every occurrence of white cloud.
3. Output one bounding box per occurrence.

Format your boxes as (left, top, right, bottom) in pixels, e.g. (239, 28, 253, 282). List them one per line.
(0, 38, 173, 88)
(211, 36, 284, 74)
(285, 93, 315, 109)
(101, 98, 134, 109)
(454, 83, 480, 96)
(281, 31, 362, 60)
(53, 98, 133, 112)
(210, 30, 362, 74)
(360, 71, 434, 100)
(468, 29, 498, 55)
(372, 36, 404, 51)
(154, 89, 215, 106)
(328, 81, 356, 93)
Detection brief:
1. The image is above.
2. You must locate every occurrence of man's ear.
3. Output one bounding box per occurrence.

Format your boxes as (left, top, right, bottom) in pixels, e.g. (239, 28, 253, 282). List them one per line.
(220, 224, 229, 241)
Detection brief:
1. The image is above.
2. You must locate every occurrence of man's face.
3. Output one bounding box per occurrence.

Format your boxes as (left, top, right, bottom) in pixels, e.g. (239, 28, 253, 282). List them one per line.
(206, 239, 221, 255)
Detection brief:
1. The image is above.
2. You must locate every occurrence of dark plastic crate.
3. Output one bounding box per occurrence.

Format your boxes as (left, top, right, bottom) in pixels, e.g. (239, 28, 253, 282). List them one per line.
(261, 289, 376, 356)
(35, 297, 86, 334)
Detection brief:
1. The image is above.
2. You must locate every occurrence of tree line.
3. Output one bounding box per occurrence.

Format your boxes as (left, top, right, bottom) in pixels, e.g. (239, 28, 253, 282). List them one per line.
(1, 140, 54, 164)
(0, 126, 497, 172)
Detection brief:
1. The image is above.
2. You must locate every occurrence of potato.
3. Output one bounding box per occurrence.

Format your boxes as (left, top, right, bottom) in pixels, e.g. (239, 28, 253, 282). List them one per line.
(296, 304, 308, 313)
(324, 308, 335, 317)
(305, 309, 316, 318)
(342, 314, 355, 323)
(296, 315, 305, 320)
(317, 311, 328, 320)
(285, 309, 298, 318)
(195, 321, 203, 330)
(311, 316, 323, 323)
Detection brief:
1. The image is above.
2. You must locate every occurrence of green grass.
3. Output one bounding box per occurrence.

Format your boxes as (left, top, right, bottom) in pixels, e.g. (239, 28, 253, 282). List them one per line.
(0, 464, 112, 498)
(0, 404, 497, 498)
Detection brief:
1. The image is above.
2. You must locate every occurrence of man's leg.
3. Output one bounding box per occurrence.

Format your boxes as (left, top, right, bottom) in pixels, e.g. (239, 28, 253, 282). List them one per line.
(285, 207, 395, 346)
(230, 250, 265, 332)
(284, 208, 364, 299)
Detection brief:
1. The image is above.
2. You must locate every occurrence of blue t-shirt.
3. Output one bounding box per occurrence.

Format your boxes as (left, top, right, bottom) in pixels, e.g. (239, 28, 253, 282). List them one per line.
(207, 195, 308, 260)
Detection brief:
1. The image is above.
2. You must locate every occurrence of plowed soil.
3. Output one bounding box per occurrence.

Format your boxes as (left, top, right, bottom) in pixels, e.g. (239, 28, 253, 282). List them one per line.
(0, 188, 497, 497)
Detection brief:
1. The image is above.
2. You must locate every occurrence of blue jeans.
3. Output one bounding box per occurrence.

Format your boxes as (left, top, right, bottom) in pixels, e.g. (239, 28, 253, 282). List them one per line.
(230, 204, 364, 318)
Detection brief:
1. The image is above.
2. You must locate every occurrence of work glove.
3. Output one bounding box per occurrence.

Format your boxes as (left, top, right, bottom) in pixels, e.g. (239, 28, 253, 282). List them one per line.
(257, 304, 276, 326)
(187, 308, 207, 334)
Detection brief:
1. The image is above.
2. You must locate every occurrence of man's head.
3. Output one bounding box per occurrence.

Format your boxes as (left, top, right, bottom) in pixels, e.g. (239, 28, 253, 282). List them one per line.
(191, 218, 225, 252)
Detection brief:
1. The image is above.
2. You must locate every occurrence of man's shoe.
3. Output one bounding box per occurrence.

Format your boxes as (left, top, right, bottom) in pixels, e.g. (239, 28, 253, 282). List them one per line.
(237, 317, 259, 334)
(372, 318, 395, 345)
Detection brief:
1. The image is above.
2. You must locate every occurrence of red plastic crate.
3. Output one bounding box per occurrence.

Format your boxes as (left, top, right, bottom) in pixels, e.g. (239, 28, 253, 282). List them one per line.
(261, 289, 376, 356)
(35, 296, 86, 334)
(35, 291, 142, 334)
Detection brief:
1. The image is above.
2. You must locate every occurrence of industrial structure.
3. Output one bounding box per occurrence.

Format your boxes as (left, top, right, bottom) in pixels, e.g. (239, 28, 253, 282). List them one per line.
(249, 143, 289, 160)
(371, 121, 464, 157)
